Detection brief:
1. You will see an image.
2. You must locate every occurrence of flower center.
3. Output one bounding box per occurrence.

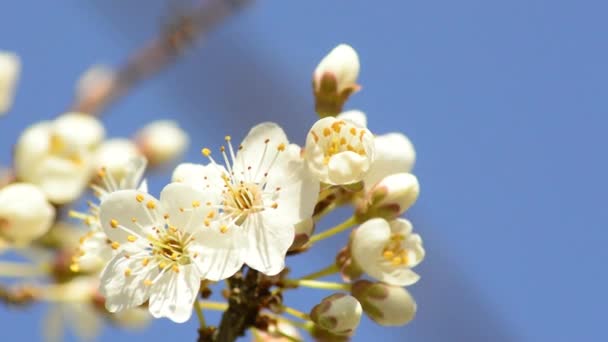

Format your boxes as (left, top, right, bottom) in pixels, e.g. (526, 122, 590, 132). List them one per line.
(48, 134, 83, 166)
(381, 233, 409, 266)
(149, 225, 191, 267)
(310, 120, 368, 165)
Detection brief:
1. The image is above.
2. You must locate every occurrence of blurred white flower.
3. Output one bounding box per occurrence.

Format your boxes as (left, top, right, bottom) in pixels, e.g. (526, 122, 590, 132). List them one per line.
(314, 44, 360, 93)
(93, 139, 143, 186)
(98, 183, 219, 323)
(136, 120, 189, 166)
(310, 293, 362, 336)
(0, 183, 55, 244)
(0, 51, 20, 114)
(359, 173, 419, 220)
(14, 112, 105, 204)
(351, 218, 424, 286)
(75, 64, 115, 109)
(304, 116, 375, 185)
(351, 280, 417, 326)
(173, 122, 319, 276)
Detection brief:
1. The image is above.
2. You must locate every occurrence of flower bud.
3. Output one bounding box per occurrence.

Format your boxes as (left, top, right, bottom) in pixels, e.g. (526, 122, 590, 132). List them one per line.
(351, 218, 424, 286)
(289, 217, 315, 251)
(351, 280, 416, 326)
(136, 120, 189, 166)
(252, 320, 301, 342)
(0, 51, 20, 114)
(0, 183, 55, 244)
(313, 44, 360, 117)
(363, 133, 416, 190)
(357, 173, 419, 220)
(310, 293, 362, 336)
(75, 65, 115, 113)
(304, 117, 375, 185)
(93, 139, 142, 182)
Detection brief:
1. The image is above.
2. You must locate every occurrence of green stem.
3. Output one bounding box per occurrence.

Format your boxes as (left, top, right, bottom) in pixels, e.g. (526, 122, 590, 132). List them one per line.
(301, 263, 339, 280)
(308, 216, 358, 244)
(286, 279, 351, 292)
(199, 300, 228, 311)
(283, 306, 310, 321)
(312, 201, 338, 222)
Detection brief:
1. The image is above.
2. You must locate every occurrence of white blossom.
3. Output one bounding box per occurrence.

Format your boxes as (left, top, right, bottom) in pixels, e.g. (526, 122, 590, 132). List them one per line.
(361, 173, 419, 219)
(98, 183, 224, 323)
(14, 112, 105, 204)
(173, 122, 319, 276)
(304, 116, 375, 185)
(351, 280, 417, 326)
(0, 183, 55, 244)
(310, 294, 362, 336)
(314, 44, 360, 93)
(0, 51, 20, 114)
(351, 218, 424, 286)
(136, 120, 189, 165)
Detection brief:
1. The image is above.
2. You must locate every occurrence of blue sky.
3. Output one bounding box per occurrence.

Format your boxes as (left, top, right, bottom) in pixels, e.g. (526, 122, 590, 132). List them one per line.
(1, 1, 607, 341)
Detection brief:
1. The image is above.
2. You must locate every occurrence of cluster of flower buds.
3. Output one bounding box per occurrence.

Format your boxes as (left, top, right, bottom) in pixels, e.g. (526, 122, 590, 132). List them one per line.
(0, 42, 425, 342)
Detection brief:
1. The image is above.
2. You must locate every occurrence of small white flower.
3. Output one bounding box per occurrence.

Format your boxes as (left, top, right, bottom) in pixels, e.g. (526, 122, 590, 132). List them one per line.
(337, 110, 415, 189)
(98, 183, 222, 323)
(304, 116, 375, 185)
(351, 218, 424, 286)
(173, 122, 319, 276)
(351, 280, 417, 326)
(0, 183, 55, 244)
(360, 173, 419, 219)
(314, 44, 360, 93)
(14, 112, 105, 204)
(136, 120, 189, 165)
(0, 51, 20, 114)
(310, 294, 362, 336)
(93, 139, 143, 185)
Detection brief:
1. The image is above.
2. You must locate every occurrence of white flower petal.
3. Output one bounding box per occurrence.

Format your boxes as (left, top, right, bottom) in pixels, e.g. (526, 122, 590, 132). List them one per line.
(159, 182, 211, 234)
(190, 230, 245, 281)
(314, 44, 360, 92)
(100, 253, 156, 313)
(99, 189, 159, 247)
(36, 157, 92, 204)
(243, 212, 293, 275)
(364, 133, 415, 189)
(52, 112, 104, 149)
(337, 110, 367, 128)
(328, 151, 370, 185)
(172, 162, 226, 200)
(0, 52, 20, 114)
(148, 264, 200, 323)
(351, 218, 391, 277)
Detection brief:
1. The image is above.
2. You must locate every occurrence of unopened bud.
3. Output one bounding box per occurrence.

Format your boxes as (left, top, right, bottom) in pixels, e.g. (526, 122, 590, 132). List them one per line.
(136, 120, 189, 166)
(351, 280, 417, 326)
(310, 293, 362, 336)
(0, 51, 20, 114)
(75, 64, 115, 112)
(313, 44, 361, 117)
(357, 173, 419, 220)
(0, 183, 55, 244)
(94, 139, 142, 182)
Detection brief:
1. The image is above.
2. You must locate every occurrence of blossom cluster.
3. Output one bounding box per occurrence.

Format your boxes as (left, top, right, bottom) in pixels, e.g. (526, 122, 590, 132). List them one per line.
(0, 43, 424, 342)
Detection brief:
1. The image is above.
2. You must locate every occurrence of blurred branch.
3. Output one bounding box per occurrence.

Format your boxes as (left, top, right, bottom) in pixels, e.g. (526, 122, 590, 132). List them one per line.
(71, 0, 251, 115)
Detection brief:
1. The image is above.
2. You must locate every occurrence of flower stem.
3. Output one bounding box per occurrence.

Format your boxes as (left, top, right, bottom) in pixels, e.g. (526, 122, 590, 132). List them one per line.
(301, 263, 339, 280)
(283, 306, 310, 321)
(199, 300, 228, 311)
(312, 201, 338, 222)
(286, 279, 351, 292)
(0, 261, 46, 278)
(194, 297, 207, 329)
(308, 216, 358, 244)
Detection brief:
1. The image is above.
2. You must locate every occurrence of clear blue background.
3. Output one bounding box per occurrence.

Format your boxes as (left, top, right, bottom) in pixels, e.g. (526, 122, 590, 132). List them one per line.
(1, 0, 606, 341)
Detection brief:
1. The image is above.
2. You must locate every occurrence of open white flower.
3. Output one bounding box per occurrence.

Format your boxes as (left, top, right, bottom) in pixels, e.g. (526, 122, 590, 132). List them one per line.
(337, 110, 415, 189)
(173, 122, 319, 276)
(304, 116, 375, 185)
(72, 157, 148, 273)
(351, 280, 417, 326)
(136, 120, 189, 166)
(351, 218, 424, 286)
(310, 293, 362, 336)
(0, 183, 55, 244)
(14, 112, 105, 204)
(98, 182, 223, 323)
(0, 51, 20, 114)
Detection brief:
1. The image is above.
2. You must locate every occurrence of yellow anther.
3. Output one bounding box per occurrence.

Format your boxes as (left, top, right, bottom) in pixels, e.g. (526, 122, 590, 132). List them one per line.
(142, 258, 150, 267)
(202, 148, 211, 157)
(207, 211, 215, 219)
(144, 279, 153, 286)
(131, 217, 137, 223)
(192, 200, 201, 208)
(323, 127, 332, 137)
(136, 194, 144, 202)
(159, 261, 167, 269)
(97, 168, 106, 178)
(220, 225, 228, 234)
(331, 121, 343, 133)
(172, 265, 180, 273)
(111, 241, 120, 250)
(391, 256, 402, 266)
(349, 127, 357, 136)
(146, 201, 156, 209)
(124, 268, 132, 277)
(225, 135, 232, 141)
(340, 137, 347, 145)
(311, 131, 319, 143)
(127, 235, 137, 243)
(271, 202, 278, 209)
(163, 213, 170, 219)
(277, 143, 286, 152)
(383, 250, 395, 260)
(110, 219, 119, 228)
(204, 219, 210, 227)
(70, 264, 80, 273)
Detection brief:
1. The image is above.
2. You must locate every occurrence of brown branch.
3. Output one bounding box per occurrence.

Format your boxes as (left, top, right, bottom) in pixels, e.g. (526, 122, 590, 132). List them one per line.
(71, 0, 251, 115)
